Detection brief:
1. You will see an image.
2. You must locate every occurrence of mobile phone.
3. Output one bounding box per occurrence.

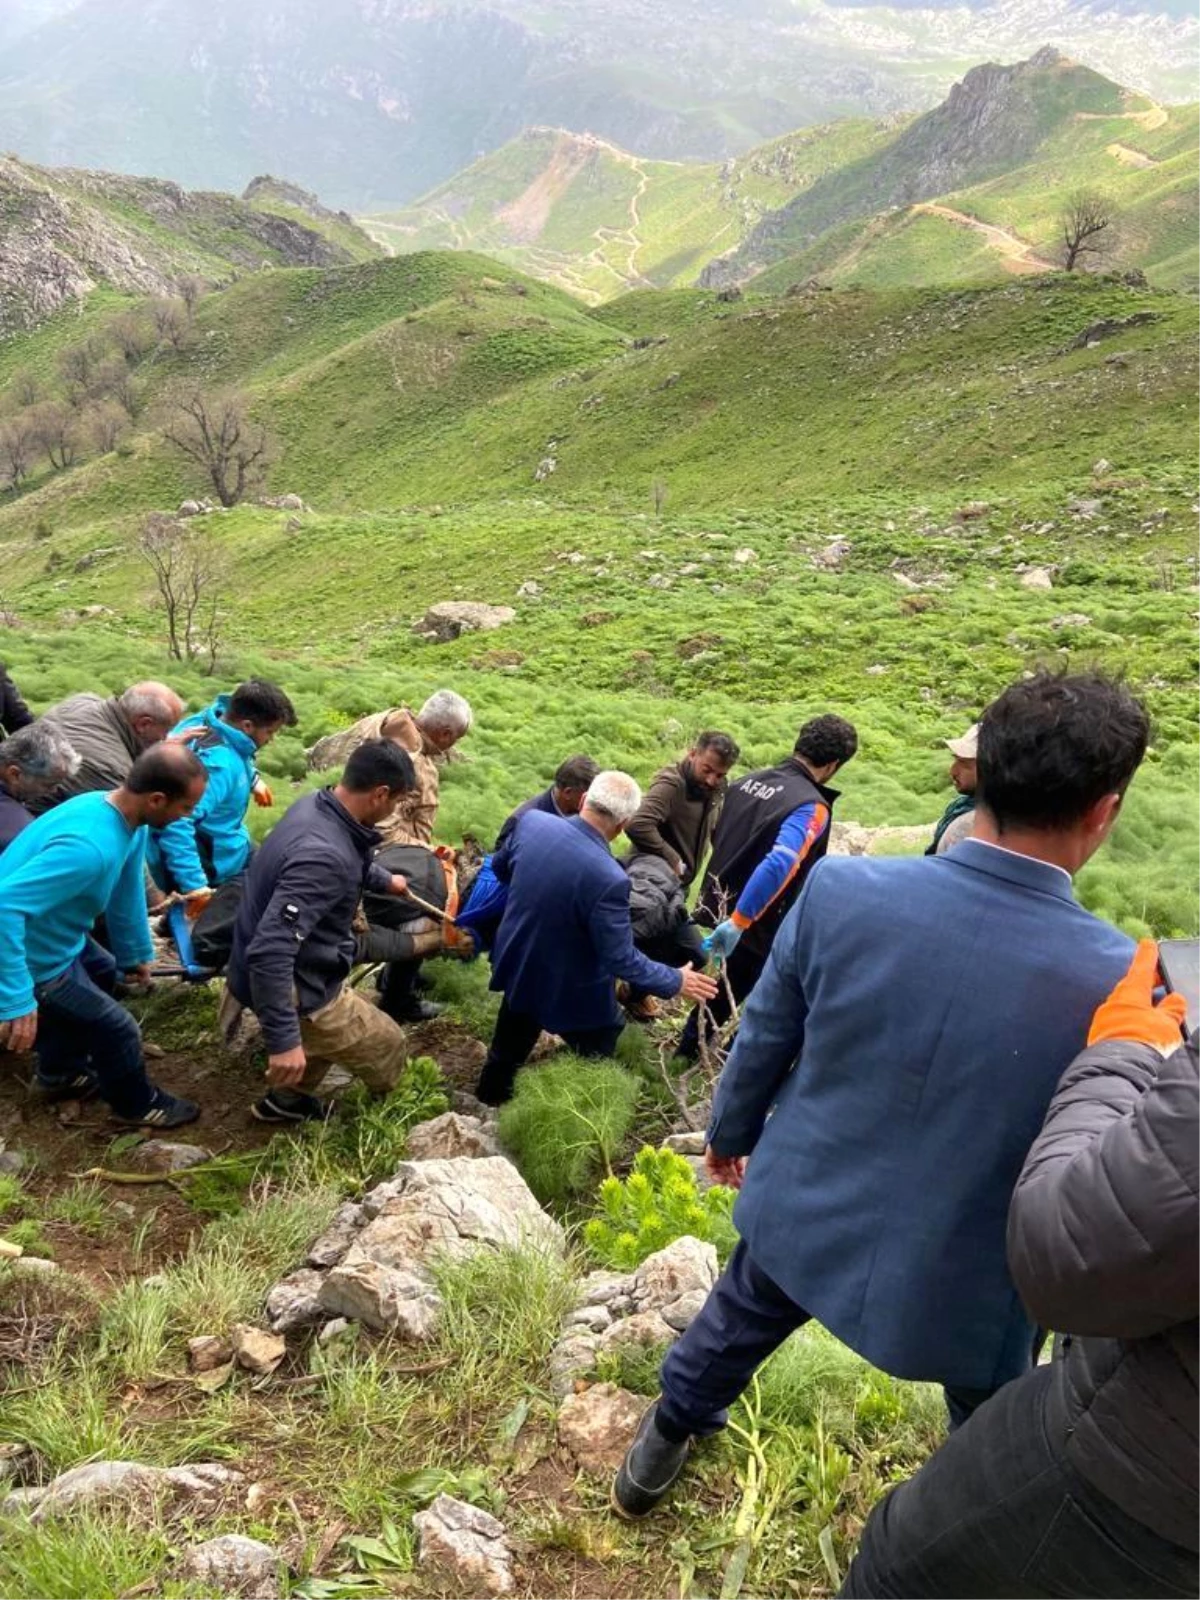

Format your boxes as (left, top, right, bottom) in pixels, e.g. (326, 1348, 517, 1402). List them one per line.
(1158, 938, 1199, 1035)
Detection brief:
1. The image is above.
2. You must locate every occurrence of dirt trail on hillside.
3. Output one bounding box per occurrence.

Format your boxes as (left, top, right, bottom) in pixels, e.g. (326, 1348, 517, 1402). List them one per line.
(1106, 141, 1158, 169)
(1076, 100, 1168, 133)
(911, 203, 1059, 274)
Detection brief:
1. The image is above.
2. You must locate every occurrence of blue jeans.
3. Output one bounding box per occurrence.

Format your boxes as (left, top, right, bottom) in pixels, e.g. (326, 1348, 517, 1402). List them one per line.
(34, 941, 154, 1118)
(658, 1240, 1004, 1440)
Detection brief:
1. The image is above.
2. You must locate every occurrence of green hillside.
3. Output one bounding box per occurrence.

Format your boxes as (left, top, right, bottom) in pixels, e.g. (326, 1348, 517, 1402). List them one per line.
(363, 54, 1198, 300)
(364, 120, 902, 301)
(0, 225, 1196, 1600)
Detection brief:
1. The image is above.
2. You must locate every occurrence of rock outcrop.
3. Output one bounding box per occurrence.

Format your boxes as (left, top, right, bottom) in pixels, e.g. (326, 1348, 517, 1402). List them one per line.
(414, 1493, 515, 1596)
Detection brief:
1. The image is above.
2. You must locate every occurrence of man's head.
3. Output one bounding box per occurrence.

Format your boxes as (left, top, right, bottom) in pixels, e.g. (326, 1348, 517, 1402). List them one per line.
(686, 730, 739, 793)
(339, 738, 417, 827)
(794, 714, 858, 785)
(0, 723, 80, 807)
(118, 682, 185, 750)
(416, 690, 473, 755)
(225, 679, 298, 750)
(945, 723, 979, 796)
(581, 770, 643, 842)
(552, 754, 600, 816)
(125, 742, 207, 828)
(975, 671, 1149, 871)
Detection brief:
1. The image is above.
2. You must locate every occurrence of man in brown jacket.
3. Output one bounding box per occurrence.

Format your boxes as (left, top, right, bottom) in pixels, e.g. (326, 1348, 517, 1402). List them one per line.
(305, 690, 472, 850)
(839, 940, 1197, 1598)
(307, 690, 472, 1023)
(626, 731, 740, 887)
(621, 731, 739, 1019)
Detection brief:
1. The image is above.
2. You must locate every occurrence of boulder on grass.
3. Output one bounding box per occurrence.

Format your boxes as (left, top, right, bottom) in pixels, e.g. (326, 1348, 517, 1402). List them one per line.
(177, 1535, 283, 1600)
(414, 1493, 514, 1596)
(414, 602, 516, 643)
(558, 1383, 648, 1474)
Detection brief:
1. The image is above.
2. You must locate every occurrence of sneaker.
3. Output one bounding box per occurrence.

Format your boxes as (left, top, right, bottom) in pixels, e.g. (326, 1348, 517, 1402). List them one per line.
(612, 1401, 691, 1519)
(117, 1088, 201, 1129)
(251, 1089, 334, 1124)
(31, 1069, 100, 1104)
(389, 999, 444, 1024)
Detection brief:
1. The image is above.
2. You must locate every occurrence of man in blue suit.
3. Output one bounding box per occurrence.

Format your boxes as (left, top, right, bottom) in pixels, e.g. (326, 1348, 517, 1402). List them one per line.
(477, 770, 719, 1105)
(613, 670, 1150, 1518)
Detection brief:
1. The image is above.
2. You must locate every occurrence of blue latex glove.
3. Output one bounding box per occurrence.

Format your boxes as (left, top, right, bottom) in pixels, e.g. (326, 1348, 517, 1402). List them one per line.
(702, 919, 743, 963)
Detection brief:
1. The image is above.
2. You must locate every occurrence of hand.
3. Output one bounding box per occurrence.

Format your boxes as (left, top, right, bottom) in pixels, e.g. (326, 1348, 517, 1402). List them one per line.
(252, 777, 274, 808)
(674, 859, 686, 880)
(0, 1010, 38, 1053)
(267, 1047, 307, 1088)
(678, 962, 719, 1004)
(123, 964, 154, 990)
(388, 874, 409, 897)
(183, 887, 215, 921)
(702, 919, 743, 963)
(1088, 940, 1188, 1055)
(705, 1148, 747, 1190)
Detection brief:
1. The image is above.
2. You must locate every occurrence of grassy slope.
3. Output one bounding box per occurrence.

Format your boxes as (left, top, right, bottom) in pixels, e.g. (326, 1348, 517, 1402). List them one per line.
(364, 119, 903, 299)
(245, 195, 381, 264)
(2, 265, 1194, 524)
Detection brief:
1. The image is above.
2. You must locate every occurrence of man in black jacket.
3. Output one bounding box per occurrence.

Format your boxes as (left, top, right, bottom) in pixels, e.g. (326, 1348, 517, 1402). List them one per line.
(0, 661, 34, 737)
(495, 754, 599, 851)
(840, 940, 1197, 1598)
(677, 713, 857, 1058)
(223, 740, 418, 1123)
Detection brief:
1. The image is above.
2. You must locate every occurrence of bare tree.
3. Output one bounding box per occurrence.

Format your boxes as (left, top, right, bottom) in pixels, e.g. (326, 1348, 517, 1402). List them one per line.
(88, 401, 127, 455)
(0, 415, 38, 491)
(110, 311, 154, 365)
(138, 512, 225, 669)
(58, 335, 110, 404)
(177, 274, 206, 318)
(161, 389, 275, 507)
(1059, 189, 1114, 272)
(151, 297, 190, 351)
(31, 401, 81, 471)
(9, 368, 41, 409)
(105, 366, 144, 420)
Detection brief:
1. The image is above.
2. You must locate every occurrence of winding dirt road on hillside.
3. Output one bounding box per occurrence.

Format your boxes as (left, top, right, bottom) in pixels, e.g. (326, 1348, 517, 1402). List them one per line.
(911, 203, 1059, 273)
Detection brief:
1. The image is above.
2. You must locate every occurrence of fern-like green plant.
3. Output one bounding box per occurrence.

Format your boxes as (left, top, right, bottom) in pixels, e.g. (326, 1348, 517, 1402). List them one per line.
(496, 1057, 639, 1206)
(584, 1145, 737, 1270)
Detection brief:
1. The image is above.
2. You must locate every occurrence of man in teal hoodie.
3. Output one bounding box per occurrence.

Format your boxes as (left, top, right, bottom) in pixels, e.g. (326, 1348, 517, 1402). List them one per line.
(0, 744, 208, 1127)
(147, 680, 296, 911)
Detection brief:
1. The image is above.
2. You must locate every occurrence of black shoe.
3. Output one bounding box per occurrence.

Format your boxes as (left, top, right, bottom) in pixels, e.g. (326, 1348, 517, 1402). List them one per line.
(251, 1089, 334, 1124)
(390, 999, 444, 1024)
(612, 1401, 691, 1519)
(117, 1088, 201, 1129)
(32, 1069, 100, 1104)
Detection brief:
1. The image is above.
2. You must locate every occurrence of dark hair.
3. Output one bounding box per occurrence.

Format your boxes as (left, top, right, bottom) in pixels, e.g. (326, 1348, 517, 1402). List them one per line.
(127, 743, 206, 798)
(977, 670, 1149, 832)
(228, 679, 298, 729)
(796, 714, 858, 769)
(554, 754, 600, 791)
(342, 738, 416, 794)
(695, 730, 740, 765)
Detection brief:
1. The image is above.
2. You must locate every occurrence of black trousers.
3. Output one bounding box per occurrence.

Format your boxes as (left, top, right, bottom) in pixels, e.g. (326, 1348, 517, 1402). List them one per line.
(657, 1240, 998, 1442)
(840, 1362, 1198, 1598)
(378, 958, 423, 1020)
(676, 940, 766, 1059)
(476, 998, 623, 1106)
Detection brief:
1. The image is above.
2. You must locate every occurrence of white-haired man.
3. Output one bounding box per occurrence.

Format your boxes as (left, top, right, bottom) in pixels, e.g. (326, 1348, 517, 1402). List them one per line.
(306, 689, 473, 1023)
(477, 771, 719, 1105)
(0, 724, 81, 853)
(36, 681, 185, 809)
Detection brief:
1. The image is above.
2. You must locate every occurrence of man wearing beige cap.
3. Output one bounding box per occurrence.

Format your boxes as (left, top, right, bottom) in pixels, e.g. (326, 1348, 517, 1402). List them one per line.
(926, 723, 978, 855)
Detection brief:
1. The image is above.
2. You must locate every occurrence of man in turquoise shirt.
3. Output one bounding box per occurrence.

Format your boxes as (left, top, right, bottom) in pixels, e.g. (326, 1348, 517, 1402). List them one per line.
(147, 679, 296, 910)
(0, 743, 207, 1127)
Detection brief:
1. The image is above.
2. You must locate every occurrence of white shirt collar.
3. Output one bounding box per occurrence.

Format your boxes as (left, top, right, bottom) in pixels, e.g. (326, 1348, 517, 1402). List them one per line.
(968, 835, 1073, 885)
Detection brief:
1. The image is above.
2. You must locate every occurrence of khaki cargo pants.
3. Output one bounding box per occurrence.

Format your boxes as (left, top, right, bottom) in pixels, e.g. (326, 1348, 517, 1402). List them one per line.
(220, 982, 406, 1096)
(297, 983, 407, 1094)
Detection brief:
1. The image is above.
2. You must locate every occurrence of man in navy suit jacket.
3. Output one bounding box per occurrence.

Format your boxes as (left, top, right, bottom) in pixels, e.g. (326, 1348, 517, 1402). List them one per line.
(613, 671, 1151, 1519)
(477, 771, 718, 1105)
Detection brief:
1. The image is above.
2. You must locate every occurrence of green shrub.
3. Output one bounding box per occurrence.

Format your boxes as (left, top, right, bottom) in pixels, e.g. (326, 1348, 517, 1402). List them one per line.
(497, 1057, 640, 1206)
(290, 1056, 449, 1193)
(584, 1145, 738, 1269)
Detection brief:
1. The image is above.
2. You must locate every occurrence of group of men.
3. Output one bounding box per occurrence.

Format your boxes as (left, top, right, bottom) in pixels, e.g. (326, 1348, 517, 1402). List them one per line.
(0, 659, 1195, 1599)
